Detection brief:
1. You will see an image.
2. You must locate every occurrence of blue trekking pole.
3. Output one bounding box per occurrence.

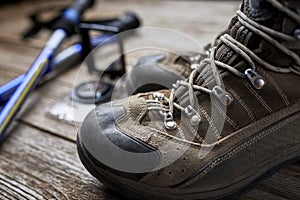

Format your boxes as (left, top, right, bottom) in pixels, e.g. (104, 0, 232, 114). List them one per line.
(0, 34, 115, 104)
(0, 0, 95, 141)
(0, 12, 140, 105)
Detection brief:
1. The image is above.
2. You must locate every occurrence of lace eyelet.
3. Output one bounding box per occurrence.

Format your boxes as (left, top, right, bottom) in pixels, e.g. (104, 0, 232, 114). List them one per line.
(164, 112, 177, 130)
(153, 92, 165, 101)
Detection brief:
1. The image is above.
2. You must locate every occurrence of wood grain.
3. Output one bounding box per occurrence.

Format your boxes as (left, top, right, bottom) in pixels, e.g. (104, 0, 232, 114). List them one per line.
(0, 123, 118, 200)
(0, 0, 299, 199)
(0, 123, 298, 200)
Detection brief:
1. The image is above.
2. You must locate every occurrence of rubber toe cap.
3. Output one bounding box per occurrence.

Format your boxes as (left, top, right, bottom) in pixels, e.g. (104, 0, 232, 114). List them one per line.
(79, 102, 161, 176)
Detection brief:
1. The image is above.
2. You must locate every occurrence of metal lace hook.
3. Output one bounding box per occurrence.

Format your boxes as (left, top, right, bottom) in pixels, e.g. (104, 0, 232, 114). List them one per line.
(185, 105, 202, 126)
(164, 112, 177, 130)
(245, 69, 266, 90)
(212, 86, 234, 106)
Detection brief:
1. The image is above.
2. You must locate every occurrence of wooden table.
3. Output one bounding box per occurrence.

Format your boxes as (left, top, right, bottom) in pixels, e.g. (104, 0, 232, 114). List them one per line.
(0, 0, 299, 199)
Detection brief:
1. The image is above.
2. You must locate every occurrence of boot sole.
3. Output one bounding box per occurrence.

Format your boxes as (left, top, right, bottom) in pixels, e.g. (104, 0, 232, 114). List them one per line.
(77, 133, 300, 200)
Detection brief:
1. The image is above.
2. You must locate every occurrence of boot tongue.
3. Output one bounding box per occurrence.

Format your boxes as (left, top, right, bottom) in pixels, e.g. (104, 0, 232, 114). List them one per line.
(242, 0, 275, 21)
(214, 0, 272, 67)
(214, 0, 296, 71)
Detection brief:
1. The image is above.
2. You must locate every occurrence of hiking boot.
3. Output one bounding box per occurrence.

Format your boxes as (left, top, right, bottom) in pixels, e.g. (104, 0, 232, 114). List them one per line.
(125, 51, 208, 95)
(77, 0, 300, 199)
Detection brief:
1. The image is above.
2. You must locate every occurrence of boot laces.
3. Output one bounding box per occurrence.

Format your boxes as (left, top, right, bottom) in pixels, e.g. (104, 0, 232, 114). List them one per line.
(146, 0, 300, 132)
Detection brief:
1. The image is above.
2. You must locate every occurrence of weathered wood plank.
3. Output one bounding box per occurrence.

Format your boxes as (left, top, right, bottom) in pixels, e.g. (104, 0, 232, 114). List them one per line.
(17, 87, 78, 141)
(0, 0, 299, 200)
(243, 188, 288, 200)
(0, 123, 122, 200)
(0, 42, 40, 73)
(256, 168, 300, 200)
(0, 122, 298, 200)
(0, 0, 71, 41)
(90, 0, 239, 44)
(0, 0, 239, 46)
(0, 64, 24, 86)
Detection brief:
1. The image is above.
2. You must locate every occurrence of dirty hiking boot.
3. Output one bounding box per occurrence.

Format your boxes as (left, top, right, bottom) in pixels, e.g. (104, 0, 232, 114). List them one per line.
(77, 0, 300, 199)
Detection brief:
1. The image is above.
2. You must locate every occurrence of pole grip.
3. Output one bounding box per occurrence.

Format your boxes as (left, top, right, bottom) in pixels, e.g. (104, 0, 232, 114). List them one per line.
(107, 12, 141, 33)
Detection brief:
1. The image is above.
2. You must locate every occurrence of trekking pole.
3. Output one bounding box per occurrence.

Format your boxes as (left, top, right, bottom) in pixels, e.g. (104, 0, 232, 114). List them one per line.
(0, 34, 114, 104)
(0, 12, 140, 105)
(0, 0, 95, 141)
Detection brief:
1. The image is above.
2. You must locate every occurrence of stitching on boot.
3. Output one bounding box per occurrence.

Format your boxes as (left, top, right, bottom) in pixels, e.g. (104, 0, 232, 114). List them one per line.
(196, 112, 300, 179)
(226, 86, 256, 121)
(257, 67, 290, 106)
(199, 105, 221, 139)
(119, 101, 299, 150)
(214, 101, 240, 130)
(179, 111, 300, 188)
(243, 80, 273, 113)
(177, 126, 186, 140)
(218, 101, 300, 148)
(183, 116, 203, 143)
